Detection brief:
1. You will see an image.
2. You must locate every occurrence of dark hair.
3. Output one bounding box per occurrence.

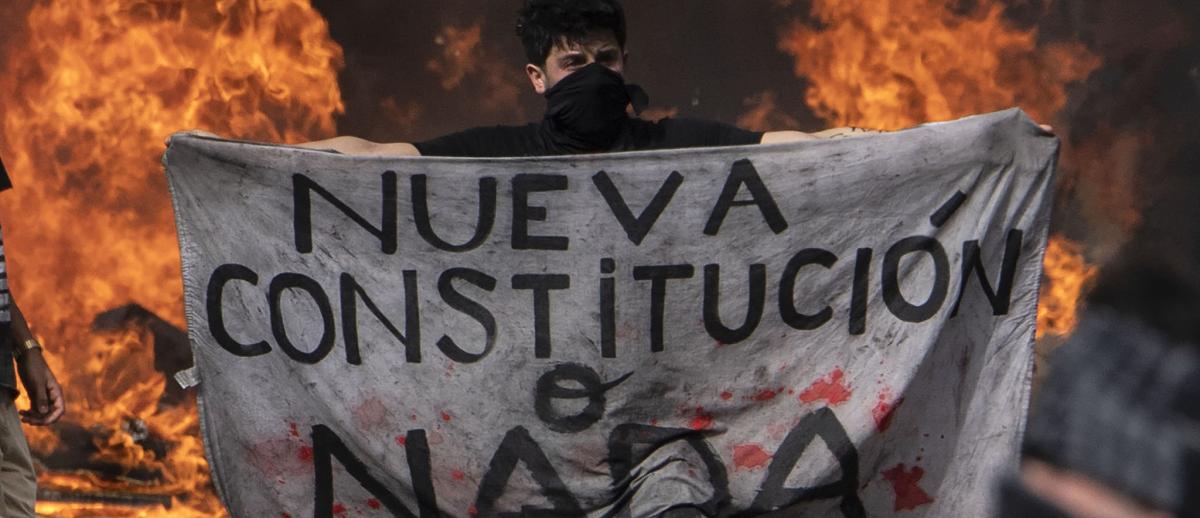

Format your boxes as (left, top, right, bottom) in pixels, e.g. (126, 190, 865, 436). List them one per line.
(515, 0, 626, 66)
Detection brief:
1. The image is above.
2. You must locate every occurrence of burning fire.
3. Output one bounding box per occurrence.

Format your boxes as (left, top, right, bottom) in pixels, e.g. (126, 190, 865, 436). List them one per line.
(0, 0, 343, 515)
(1036, 237, 1099, 339)
(777, 0, 1103, 338)
(737, 91, 801, 133)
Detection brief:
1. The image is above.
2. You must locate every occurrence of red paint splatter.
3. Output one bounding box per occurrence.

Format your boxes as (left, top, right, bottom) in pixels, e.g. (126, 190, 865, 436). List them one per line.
(649, 418, 659, 426)
(395, 435, 407, 446)
(732, 444, 772, 470)
(332, 502, 347, 515)
(282, 513, 293, 518)
(882, 464, 935, 511)
(468, 504, 479, 516)
(787, 388, 795, 395)
(246, 438, 312, 477)
(720, 391, 733, 400)
(298, 446, 314, 462)
(451, 470, 466, 481)
(353, 396, 389, 431)
(410, 414, 418, 421)
(798, 368, 852, 406)
(688, 407, 714, 430)
(441, 411, 453, 422)
(766, 419, 796, 441)
(366, 499, 381, 509)
(288, 422, 299, 438)
(872, 390, 903, 432)
(752, 389, 778, 401)
(715, 340, 727, 348)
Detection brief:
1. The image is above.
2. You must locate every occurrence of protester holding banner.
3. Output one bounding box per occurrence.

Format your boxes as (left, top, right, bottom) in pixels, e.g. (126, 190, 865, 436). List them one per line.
(299, 0, 873, 157)
(169, 1, 1063, 516)
(167, 107, 1056, 516)
(0, 155, 67, 518)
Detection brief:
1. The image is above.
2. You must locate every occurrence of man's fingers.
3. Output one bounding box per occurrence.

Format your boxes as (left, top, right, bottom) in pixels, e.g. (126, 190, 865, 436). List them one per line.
(28, 383, 47, 417)
(18, 409, 48, 425)
(45, 381, 65, 423)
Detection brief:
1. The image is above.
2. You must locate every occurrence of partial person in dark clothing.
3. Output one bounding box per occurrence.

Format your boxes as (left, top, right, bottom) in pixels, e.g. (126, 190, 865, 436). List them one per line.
(301, 0, 864, 157)
(0, 154, 66, 518)
(1001, 306, 1197, 518)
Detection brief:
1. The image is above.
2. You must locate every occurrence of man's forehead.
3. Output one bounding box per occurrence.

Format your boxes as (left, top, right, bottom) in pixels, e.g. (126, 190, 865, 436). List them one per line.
(551, 31, 621, 54)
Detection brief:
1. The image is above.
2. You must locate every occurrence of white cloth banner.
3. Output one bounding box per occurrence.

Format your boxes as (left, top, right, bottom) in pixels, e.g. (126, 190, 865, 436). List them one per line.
(165, 109, 1056, 518)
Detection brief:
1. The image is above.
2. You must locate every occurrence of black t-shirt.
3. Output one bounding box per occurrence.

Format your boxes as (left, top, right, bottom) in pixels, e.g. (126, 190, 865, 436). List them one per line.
(414, 117, 763, 157)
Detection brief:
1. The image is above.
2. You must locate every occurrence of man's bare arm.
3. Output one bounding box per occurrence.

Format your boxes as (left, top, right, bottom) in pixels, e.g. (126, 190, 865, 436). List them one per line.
(295, 136, 422, 156)
(11, 298, 64, 425)
(761, 127, 882, 144)
(763, 124, 1053, 144)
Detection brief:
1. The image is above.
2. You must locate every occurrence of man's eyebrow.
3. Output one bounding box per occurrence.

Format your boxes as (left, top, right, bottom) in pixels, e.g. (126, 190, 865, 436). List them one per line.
(558, 51, 586, 63)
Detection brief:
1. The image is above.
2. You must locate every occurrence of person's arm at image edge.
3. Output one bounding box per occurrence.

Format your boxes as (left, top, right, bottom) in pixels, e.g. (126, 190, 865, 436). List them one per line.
(11, 298, 64, 425)
(294, 136, 421, 156)
(761, 123, 1054, 143)
(761, 127, 884, 143)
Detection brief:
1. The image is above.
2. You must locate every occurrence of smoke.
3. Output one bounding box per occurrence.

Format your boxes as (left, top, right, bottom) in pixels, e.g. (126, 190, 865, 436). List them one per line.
(1048, 0, 1199, 249)
(1047, 0, 1200, 340)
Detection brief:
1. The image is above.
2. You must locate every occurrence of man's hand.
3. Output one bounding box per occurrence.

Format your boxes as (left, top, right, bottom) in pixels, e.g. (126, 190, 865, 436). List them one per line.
(16, 349, 65, 425)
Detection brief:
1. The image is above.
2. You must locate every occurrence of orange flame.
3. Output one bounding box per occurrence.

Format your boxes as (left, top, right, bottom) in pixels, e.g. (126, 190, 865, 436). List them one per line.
(778, 0, 1103, 337)
(736, 91, 801, 132)
(778, 0, 1100, 131)
(0, 0, 343, 515)
(1037, 236, 1099, 339)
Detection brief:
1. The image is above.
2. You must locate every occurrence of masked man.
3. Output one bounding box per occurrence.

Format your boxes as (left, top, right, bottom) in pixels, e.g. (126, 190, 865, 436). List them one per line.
(302, 0, 857, 157)
(0, 155, 66, 518)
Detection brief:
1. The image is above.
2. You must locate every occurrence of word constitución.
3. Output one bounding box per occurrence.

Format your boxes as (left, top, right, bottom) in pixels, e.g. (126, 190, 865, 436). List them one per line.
(204, 161, 1025, 365)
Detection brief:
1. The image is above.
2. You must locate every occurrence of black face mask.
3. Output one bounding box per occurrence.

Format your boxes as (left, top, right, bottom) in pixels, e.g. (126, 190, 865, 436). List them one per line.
(541, 63, 648, 152)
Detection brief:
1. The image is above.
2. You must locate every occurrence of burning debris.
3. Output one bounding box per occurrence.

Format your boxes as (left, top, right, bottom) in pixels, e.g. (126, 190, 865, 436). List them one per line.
(27, 304, 204, 516)
(0, 0, 343, 515)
